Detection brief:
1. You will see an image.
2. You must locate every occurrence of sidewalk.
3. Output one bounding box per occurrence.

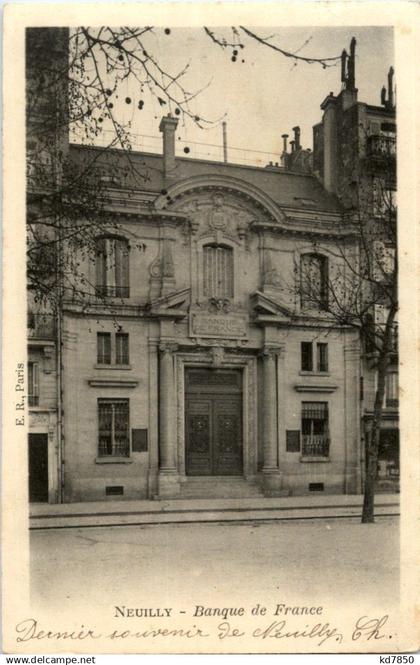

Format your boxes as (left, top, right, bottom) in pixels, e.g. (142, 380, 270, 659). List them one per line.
(29, 493, 399, 529)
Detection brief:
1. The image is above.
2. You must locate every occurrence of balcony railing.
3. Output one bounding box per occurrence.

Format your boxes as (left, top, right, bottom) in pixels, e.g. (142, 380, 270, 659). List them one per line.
(95, 285, 130, 299)
(302, 434, 330, 458)
(27, 313, 56, 339)
(367, 135, 396, 160)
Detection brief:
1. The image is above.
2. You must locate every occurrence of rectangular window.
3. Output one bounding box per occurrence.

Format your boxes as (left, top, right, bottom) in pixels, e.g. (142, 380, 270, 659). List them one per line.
(96, 237, 130, 298)
(317, 343, 328, 372)
(116, 333, 129, 365)
(28, 362, 39, 407)
(300, 253, 328, 310)
(97, 333, 111, 364)
(301, 402, 329, 457)
(203, 245, 233, 298)
(98, 399, 129, 457)
(301, 342, 313, 371)
(385, 371, 398, 407)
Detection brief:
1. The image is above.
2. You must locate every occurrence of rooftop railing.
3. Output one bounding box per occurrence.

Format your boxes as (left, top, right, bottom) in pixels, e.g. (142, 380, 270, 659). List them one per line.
(70, 129, 284, 169)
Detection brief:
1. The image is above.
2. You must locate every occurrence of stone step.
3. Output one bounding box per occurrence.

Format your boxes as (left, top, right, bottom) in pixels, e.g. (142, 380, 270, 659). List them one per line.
(180, 476, 264, 499)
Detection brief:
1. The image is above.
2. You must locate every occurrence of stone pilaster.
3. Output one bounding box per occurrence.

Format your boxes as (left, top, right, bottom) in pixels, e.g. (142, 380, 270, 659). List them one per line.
(344, 343, 362, 493)
(158, 342, 180, 497)
(147, 340, 159, 498)
(261, 347, 284, 496)
(276, 345, 287, 470)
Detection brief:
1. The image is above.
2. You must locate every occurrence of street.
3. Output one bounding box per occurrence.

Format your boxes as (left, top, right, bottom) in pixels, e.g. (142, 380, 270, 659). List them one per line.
(30, 516, 399, 618)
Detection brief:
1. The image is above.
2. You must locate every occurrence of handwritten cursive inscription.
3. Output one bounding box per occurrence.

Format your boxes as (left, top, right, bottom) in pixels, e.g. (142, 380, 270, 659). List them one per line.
(14, 615, 392, 646)
(352, 615, 389, 641)
(252, 620, 343, 646)
(16, 619, 101, 642)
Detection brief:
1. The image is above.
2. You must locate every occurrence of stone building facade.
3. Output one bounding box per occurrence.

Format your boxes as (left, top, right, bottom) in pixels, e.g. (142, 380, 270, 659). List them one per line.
(58, 114, 365, 501)
(26, 30, 397, 502)
(311, 41, 398, 490)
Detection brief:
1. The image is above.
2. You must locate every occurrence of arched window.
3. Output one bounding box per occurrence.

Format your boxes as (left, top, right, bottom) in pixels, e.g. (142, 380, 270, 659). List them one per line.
(96, 237, 129, 298)
(300, 253, 328, 310)
(203, 244, 233, 298)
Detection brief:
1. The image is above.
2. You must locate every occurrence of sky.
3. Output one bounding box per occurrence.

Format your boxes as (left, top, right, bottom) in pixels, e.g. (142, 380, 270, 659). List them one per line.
(77, 26, 394, 165)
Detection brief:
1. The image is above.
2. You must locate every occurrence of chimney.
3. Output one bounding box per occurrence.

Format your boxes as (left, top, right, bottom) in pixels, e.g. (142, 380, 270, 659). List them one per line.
(159, 114, 179, 178)
(341, 49, 347, 83)
(320, 94, 338, 194)
(290, 140, 296, 153)
(388, 66, 394, 108)
(281, 134, 289, 154)
(381, 85, 387, 106)
(292, 126, 301, 151)
(347, 37, 356, 90)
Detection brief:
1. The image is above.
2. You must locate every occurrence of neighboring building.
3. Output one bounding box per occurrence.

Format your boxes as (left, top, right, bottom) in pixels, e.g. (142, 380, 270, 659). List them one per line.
(26, 28, 69, 503)
(311, 39, 398, 491)
(26, 30, 397, 502)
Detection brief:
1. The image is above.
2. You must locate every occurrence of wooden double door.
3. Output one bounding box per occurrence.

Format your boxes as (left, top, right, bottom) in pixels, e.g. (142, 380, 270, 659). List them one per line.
(185, 368, 243, 476)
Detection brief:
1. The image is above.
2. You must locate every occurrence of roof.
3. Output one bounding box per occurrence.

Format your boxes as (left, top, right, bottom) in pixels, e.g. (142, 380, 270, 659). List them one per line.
(69, 143, 342, 214)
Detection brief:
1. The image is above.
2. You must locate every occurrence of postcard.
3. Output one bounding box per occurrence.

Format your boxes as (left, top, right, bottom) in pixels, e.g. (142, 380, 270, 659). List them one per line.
(2, 1, 419, 655)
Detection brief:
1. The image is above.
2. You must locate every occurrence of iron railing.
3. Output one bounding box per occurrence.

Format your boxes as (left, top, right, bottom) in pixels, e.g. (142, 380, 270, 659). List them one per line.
(27, 313, 56, 339)
(302, 434, 330, 457)
(367, 135, 396, 159)
(95, 285, 130, 299)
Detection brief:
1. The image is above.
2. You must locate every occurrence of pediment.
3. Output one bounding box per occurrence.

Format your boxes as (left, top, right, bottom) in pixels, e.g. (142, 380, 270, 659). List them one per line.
(149, 288, 190, 318)
(250, 290, 295, 325)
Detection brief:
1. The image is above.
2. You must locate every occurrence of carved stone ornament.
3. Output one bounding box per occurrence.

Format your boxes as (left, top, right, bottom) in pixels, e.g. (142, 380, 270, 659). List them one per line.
(208, 297, 232, 314)
(29, 412, 49, 427)
(159, 342, 178, 355)
(208, 193, 228, 231)
(211, 346, 224, 367)
(174, 189, 261, 245)
(260, 346, 285, 360)
(149, 253, 162, 278)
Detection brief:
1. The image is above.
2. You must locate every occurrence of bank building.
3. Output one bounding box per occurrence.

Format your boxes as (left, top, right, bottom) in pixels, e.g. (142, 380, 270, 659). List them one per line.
(27, 30, 398, 503)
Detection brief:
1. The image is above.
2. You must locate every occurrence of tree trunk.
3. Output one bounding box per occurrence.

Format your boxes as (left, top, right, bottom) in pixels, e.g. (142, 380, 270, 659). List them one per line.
(361, 302, 397, 523)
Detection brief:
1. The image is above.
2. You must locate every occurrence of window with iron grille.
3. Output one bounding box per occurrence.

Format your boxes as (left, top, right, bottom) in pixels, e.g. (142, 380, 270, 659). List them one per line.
(116, 333, 129, 365)
(98, 399, 130, 457)
(203, 244, 233, 298)
(96, 237, 130, 298)
(300, 253, 328, 310)
(301, 402, 330, 457)
(28, 362, 39, 407)
(97, 332, 111, 364)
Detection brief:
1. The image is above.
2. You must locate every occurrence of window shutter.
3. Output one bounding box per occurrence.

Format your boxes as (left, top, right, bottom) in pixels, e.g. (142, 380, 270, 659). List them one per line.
(116, 333, 129, 365)
(317, 343, 328, 372)
(97, 333, 111, 364)
(301, 342, 313, 371)
(96, 238, 106, 289)
(113, 239, 129, 296)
